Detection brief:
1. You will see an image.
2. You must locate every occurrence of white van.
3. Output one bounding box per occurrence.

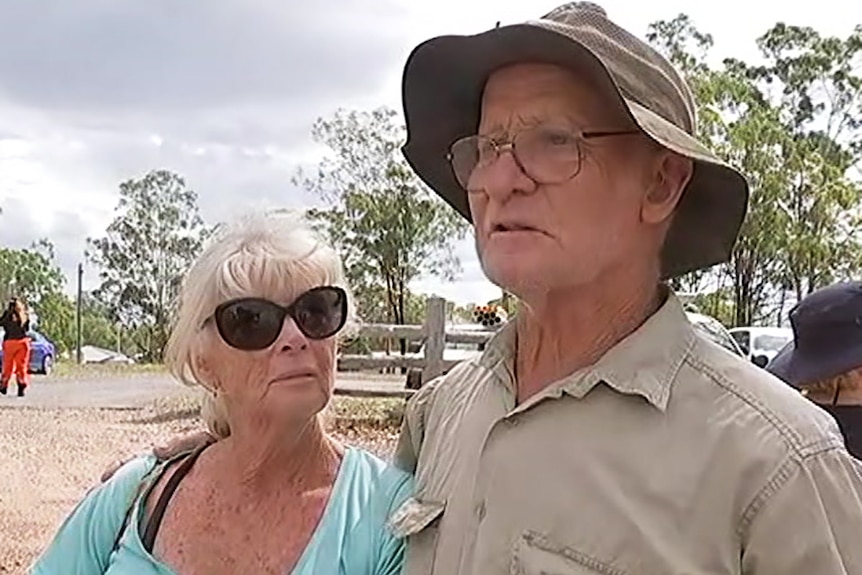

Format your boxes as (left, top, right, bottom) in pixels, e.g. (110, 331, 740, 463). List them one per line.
(728, 326, 793, 367)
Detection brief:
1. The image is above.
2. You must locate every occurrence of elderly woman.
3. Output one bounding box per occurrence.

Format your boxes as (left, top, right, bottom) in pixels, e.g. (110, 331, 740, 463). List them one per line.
(32, 211, 412, 575)
(767, 281, 862, 459)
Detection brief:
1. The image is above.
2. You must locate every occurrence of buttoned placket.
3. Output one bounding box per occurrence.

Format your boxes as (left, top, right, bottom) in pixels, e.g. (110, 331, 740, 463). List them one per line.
(454, 369, 600, 575)
(456, 412, 516, 575)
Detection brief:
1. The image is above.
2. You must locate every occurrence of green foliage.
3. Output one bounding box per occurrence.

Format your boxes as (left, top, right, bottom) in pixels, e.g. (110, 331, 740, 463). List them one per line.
(79, 293, 127, 353)
(0, 241, 74, 348)
(297, 107, 469, 330)
(647, 16, 862, 326)
(87, 169, 209, 361)
(36, 291, 75, 353)
(0, 241, 65, 306)
(752, 24, 862, 300)
(685, 288, 736, 327)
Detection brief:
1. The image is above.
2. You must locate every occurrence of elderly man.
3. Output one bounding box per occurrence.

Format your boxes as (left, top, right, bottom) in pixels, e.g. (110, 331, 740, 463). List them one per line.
(387, 3, 862, 574)
(104, 3, 862, 573)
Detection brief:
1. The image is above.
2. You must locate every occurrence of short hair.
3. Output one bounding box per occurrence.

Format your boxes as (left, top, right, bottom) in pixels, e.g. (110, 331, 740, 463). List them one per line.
(803, 368, 862, 396)
(164, 210, 355, 436)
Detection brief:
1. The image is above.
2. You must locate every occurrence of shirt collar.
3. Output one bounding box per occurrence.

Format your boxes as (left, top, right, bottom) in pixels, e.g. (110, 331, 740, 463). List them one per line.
(479, 291, 697, 411)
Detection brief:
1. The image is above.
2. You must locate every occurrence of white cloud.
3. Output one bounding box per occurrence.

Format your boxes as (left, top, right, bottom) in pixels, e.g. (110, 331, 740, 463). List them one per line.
(0, 0, 859, 304)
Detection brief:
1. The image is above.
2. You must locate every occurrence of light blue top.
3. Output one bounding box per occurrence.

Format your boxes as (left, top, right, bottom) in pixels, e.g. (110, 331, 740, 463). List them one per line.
(31, 447, 413, 575)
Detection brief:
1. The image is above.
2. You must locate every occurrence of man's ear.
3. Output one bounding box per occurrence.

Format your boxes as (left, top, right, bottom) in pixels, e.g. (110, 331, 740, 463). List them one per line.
(641, 152, 693, 224)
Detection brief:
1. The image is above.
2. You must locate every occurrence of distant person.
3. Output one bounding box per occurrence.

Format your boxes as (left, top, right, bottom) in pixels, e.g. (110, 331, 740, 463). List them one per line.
(767, 281, 862, 459)
(31, 211, 412, 575)
(1, 297, 31, 397)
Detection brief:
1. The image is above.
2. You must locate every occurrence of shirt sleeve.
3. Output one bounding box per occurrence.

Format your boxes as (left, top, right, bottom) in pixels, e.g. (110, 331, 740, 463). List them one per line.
(30, 456, 157, 575)
(375, 469, 415, 575)
(741, 447, 862, 574)
(394, 376, 443, 473)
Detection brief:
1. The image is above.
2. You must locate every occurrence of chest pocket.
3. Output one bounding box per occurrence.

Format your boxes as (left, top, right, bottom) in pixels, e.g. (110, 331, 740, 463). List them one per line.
(389, 497, 446, 575)
(511, 531, 630, 575)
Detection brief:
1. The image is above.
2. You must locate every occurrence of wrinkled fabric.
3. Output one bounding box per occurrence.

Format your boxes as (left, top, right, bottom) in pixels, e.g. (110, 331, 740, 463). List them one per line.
(33, 448, 413, 575)
(393, 293, 862, 575)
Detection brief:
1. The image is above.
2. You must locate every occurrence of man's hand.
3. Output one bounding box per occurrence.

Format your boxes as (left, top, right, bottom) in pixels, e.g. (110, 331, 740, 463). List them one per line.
(99, 430, 217, 482)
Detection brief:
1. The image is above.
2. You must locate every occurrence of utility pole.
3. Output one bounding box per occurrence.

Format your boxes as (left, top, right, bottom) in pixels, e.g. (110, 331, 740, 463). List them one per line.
(76, 262, 83, 364)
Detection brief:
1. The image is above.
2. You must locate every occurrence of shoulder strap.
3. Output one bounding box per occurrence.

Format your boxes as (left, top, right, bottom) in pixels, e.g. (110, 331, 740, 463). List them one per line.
(110, 446, 206, 554)
(111, 464, 158, 553)
(140, 445, 207, 553)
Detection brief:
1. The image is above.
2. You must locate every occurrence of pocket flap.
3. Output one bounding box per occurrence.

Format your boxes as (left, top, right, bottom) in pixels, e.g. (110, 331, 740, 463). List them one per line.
(513, 531, 627, 575)
(387, 496, 446, 538)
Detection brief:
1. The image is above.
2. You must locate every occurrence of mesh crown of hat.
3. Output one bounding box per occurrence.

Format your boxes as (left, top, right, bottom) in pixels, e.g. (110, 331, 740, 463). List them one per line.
(536, 2, 699, 136)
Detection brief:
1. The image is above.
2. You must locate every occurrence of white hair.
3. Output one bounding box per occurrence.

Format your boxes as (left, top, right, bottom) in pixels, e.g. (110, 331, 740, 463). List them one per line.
(164, 209, 354, 437)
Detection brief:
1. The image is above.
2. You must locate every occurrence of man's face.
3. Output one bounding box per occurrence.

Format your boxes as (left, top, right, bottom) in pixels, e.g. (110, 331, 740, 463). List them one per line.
(466, 63, 686, 298)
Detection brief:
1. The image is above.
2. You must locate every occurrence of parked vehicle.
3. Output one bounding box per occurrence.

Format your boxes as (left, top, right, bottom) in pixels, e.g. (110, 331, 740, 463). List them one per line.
(686, 312, 746, 358)
(728, 326, 793, 367)
(0, 329, 56, 375)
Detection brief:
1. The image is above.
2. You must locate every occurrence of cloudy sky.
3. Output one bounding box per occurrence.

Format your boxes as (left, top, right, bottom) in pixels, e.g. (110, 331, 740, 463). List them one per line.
(0, 0, 858, 305)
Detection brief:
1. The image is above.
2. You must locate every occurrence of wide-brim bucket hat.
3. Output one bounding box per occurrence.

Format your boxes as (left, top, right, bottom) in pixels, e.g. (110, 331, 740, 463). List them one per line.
(400, 2, 750, 279)
(767, 282, 862, 388)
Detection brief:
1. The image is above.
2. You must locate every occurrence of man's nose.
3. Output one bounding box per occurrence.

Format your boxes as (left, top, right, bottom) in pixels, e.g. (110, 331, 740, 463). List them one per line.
(273, 317, 309, 352)
(477, 150, 537, 201)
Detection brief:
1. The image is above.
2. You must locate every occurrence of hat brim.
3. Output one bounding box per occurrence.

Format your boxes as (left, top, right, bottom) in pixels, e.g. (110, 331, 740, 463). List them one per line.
(401, 23, 750, 279)
(767, 341, 862, 388)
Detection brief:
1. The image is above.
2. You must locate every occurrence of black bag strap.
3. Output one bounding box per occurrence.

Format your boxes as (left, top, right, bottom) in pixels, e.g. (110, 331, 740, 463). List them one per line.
(111, 467, 156, 554)
(110, 445, 207, 554)
(140, 445, 207, 552)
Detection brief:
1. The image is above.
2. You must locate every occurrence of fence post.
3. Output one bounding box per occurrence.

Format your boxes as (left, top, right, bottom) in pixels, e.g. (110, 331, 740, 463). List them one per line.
(422, 296, 446, 383)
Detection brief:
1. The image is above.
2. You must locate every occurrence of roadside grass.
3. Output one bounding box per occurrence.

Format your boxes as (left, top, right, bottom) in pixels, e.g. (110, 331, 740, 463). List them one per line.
(137, 387, 406, 431)
(51, 361, 167, 379)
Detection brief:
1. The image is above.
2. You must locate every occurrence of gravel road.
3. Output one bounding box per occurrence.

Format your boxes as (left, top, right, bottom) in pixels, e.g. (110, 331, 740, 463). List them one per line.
(0, 371, 407, 410)
(0, 371, 403, 574)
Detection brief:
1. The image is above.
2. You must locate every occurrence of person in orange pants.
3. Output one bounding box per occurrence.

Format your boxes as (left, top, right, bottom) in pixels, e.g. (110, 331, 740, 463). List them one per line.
(0, 297, 31, 397)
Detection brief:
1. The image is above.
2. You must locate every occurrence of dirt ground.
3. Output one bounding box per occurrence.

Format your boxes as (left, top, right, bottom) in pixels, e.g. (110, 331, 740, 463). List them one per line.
(0, 404, 399, 574)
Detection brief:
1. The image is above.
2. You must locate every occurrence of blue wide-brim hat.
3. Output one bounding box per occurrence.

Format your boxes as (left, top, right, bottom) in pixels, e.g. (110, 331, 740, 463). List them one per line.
(767, 281, 862, 387)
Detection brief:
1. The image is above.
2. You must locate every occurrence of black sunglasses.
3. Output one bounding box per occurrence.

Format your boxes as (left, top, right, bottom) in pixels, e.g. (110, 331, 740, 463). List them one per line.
(209, 286, 347, 351)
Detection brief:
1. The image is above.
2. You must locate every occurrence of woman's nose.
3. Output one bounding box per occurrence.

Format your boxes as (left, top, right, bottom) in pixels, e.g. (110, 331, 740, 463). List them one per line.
(274, 317, 309, 352)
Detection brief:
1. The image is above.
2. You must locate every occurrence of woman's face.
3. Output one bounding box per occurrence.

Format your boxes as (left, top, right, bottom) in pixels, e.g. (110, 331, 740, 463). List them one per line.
(196, 287, 343, 429)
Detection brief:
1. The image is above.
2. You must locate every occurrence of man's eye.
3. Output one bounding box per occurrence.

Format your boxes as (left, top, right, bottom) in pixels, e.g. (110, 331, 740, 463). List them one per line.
(542, 131, 576, 146)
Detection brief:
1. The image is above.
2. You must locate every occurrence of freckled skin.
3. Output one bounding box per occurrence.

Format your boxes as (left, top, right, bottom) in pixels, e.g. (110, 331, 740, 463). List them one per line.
(149, 468, 336, 575)
(469, 63, 658, 298)
(470, 63, 693, 399)
(142, 301, 344, 575)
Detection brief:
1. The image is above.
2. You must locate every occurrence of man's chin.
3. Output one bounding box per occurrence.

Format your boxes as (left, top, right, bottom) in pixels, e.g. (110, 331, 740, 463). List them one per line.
(481, 259, 550, 296)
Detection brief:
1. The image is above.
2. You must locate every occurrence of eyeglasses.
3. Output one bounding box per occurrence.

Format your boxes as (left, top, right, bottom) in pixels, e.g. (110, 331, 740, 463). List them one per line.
(209, 286, 348, 351)
(447, 125, 638, 190)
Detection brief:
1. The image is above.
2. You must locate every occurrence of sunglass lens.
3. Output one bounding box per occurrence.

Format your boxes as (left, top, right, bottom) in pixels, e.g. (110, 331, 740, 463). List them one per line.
(216, 299, 284, 350)
(292, 287, 347, 340)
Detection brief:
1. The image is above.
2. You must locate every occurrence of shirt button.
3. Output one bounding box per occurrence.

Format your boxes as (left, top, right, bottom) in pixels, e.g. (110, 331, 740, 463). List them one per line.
(476, 500, 486, 520)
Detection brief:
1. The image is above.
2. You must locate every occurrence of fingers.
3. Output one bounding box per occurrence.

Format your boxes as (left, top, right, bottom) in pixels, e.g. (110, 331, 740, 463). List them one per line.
(100, 431, 217, 483)
(152, 430, 216, 460)
(100, 459, 128, 483)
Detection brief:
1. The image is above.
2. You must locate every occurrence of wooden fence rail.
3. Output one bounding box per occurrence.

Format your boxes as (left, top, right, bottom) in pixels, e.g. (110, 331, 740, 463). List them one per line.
(337, 296, 500, 388)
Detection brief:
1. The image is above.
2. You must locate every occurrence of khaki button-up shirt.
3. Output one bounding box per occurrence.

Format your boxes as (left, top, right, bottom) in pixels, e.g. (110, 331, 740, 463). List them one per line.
(390, 293, 862, 575)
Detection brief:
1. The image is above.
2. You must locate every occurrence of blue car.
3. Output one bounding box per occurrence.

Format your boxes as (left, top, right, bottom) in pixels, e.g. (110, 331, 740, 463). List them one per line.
(0, 329, 56, 375)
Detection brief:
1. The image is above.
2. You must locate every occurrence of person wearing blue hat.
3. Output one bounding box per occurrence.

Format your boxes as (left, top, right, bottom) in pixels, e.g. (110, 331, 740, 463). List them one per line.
(767, 281, 862, 458)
